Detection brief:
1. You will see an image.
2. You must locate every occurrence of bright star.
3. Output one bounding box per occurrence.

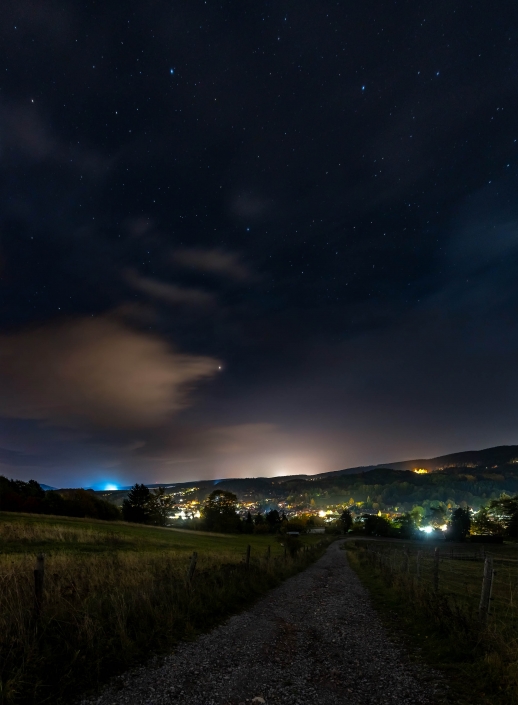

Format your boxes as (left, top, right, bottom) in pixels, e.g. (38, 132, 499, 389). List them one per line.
(170, 68, 174, 75)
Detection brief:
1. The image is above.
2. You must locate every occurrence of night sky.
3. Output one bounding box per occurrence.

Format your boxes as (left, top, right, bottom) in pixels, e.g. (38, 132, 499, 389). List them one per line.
(1, 1, 518, 488)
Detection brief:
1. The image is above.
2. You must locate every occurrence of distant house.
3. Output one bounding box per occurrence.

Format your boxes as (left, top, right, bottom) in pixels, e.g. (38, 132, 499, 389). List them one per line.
(308, 528, 325, 534)
(286, 531, 300, 536)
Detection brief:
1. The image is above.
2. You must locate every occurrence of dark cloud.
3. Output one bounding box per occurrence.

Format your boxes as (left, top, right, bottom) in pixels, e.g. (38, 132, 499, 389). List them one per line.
(172, 249, 253, 282)
(124, 269, 217, 307)
(0, 102, 108, 174)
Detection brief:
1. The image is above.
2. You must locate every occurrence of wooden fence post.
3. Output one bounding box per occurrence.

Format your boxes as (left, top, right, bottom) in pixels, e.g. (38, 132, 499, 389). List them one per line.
(34, 553, 45, 620)
(479, 556, 495, 622)
(403, 549, 409, 575)
(433, 547, 439, 592)
(246, 544, 251, 570)
(187, 551, 198, 584)
(416, 550, 422, 582)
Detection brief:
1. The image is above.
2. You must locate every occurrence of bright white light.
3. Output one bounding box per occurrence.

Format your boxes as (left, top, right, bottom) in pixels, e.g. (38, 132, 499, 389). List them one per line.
(104, 483, 118, 491)
(319, 510, 326, 517)
(419, 526, 433, 534)
(440, 524, 448, 531)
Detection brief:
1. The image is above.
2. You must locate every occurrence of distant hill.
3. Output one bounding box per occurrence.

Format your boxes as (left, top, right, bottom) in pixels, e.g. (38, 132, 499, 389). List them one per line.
(92, 444, 518, 509)
(375, 445, 518, 473)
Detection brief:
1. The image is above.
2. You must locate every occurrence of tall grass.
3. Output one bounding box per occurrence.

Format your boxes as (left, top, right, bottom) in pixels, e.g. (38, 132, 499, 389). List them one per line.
(0, 522, 133, 546)
(346, 542, 518, 705)
(0, 539, 330, 705)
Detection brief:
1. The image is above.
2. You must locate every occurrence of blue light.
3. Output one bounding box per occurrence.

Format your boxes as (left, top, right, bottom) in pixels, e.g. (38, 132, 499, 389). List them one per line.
(104, 483, 118, 491)
(170, 68, 174, 75)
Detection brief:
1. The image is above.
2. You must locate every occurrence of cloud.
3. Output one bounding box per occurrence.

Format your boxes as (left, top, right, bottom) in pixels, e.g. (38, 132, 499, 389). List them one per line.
(0, 315, 220, 429)
(172, 248, 252, 282)
(124, 269, 216, 307)
(125, 421, 325, 481)
(0, 102, 108, 174)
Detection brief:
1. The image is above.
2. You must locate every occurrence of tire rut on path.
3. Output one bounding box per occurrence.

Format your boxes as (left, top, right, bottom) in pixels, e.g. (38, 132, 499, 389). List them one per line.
(82, 541, 444, 705)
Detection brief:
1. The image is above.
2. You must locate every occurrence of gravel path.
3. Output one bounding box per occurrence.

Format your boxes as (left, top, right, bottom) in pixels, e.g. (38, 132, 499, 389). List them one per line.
(82, 541, 444, 705)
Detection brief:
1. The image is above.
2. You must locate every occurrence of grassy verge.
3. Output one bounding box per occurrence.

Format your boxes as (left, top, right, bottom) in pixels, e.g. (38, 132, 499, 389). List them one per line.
(0, 512, 332, 705)
(345, 540, 518, 705)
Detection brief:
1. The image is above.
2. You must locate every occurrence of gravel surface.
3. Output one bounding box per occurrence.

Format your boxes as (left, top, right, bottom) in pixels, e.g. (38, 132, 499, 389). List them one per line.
(82, 541, 444, 705)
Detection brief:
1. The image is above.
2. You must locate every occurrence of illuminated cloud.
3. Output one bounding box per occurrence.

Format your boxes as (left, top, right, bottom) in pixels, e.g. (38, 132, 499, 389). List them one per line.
(124, 268, 216, 307)
(172, 248, 252, 282)
(130, 422, 324, 480)
(0, 315, 220, 429)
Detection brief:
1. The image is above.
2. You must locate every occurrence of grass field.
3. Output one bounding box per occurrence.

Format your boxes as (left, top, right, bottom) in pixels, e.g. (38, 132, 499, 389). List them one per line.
(345, 538, 518, 705)
(0, 510, 326, 556)
(0, 512, 332, 705)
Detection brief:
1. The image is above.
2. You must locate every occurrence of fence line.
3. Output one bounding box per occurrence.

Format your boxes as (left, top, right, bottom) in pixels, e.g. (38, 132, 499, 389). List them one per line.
(353, 541, 518, 623)
(9, 538, 329, 623)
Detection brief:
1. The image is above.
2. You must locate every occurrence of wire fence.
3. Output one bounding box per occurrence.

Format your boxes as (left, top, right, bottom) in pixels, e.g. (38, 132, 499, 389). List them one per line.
(350, 540, 518, 623)
(1, 538, 332, 704)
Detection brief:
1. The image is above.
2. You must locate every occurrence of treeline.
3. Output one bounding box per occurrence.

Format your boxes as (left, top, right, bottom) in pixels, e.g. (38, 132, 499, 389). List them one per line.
(123, 486, 310, 534)
(349, 508, 471, 541)
(350, 495, 518, 541)
(202, 490, 290, 533)
(0, 476, 120, 520)
(293, 466, 518, 511)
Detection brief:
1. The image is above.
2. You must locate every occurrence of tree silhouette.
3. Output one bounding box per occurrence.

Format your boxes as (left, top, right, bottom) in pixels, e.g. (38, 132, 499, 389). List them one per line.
(122, 483, 151, 523)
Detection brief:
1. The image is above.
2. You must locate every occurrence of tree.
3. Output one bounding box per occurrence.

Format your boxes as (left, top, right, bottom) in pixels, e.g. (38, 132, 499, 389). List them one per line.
(146, 487, 174, 526)
(0, 476, 45, 512)
(409, 506, 424, 527)
(391, 512, 416, 539)
(285, 519, 304, 533)
(446, 507, 471, 541)
(201, 490, 240, 532)
(401, 512, 417, 538)
(487, 495, 518, 537)
(0, 476, 120, 520)
(471, 506, 501, 535)
(122, 483, 151, 523)
(243, 511, 254, 534)
(340, 509, 353, 533)
(363, 514, 390, 537)
(265, 509, 281, 533)
(425, 502, 447, 528)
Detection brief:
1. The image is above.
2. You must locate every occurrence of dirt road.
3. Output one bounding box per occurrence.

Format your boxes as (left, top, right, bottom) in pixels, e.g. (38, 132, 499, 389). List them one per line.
(82, 541, 443, 705)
